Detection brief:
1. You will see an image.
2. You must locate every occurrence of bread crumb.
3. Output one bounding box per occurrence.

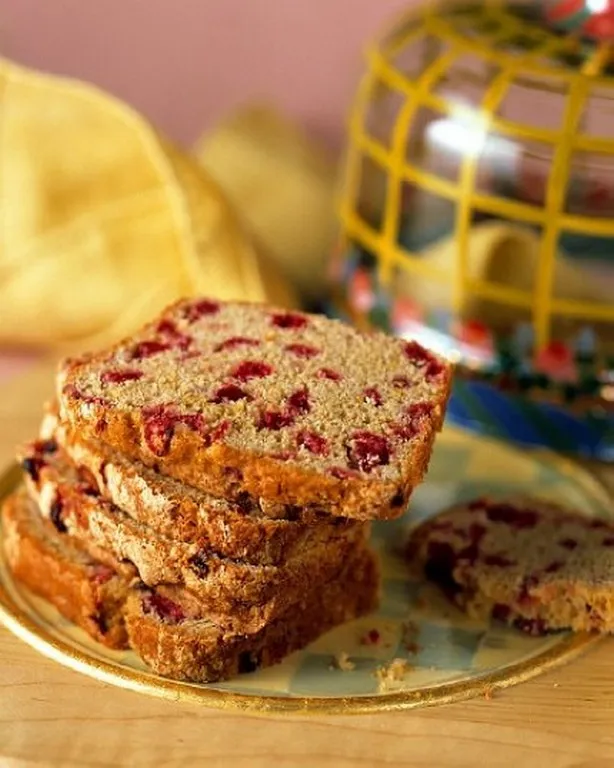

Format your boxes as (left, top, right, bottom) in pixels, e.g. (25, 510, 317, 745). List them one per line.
(375, 658, 412, 691)
(331, 651, 355, 671)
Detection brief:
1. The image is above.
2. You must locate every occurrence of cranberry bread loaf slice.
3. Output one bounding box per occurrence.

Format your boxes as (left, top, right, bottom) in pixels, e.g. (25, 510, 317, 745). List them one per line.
(57, 298, 452, 520)
(1, 491, 132, 648)
(22, 440, 370, 632)
(406, 496, 614, 635)
(41, 416, 354, 565)
(126, 546, 379, 683)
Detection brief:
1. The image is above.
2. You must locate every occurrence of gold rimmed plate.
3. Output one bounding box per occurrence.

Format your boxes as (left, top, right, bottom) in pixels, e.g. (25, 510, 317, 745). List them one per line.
(0, 426, 608, 714)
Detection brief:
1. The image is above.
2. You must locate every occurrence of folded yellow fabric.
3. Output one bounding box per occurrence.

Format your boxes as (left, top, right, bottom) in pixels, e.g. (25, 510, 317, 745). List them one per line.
(0, 58, 296, 351)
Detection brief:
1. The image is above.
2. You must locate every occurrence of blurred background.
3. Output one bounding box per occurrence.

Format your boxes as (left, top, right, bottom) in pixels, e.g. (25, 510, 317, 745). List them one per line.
(3, 0, 409, 149)
(1, 0, 613, 459)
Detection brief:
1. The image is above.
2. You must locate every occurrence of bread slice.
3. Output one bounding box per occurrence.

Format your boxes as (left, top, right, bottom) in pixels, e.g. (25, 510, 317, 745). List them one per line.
(57, 298, 452, 520)
(42, 413, 354, 565)
(406, 496, 614, 635)
(1, 491, 132, 648)
(125, 546, 379, 682)
(2, 491, 379, 682)
(21, 439, 370, 632)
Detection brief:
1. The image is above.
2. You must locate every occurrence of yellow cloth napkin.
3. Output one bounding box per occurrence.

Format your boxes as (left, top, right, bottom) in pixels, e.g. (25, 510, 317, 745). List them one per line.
(0, 58, 296, 352)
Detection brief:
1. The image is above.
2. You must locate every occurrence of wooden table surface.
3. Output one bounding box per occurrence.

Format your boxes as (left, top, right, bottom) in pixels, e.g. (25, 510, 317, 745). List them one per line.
(2, 359, 614, 768)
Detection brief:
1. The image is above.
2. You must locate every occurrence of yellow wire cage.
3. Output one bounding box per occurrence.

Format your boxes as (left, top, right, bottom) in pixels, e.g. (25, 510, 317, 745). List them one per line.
(337, 0, 614, 353)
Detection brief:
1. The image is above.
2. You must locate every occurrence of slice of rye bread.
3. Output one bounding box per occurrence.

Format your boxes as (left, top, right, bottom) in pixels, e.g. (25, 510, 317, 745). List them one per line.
(406, 495, 614, 635)
(126, 546, 380, 682)
(1, 491, 132, 649)
(37, 412, 357, 565)
(56, 298, 452, 520)
(21, 441, 370, 633)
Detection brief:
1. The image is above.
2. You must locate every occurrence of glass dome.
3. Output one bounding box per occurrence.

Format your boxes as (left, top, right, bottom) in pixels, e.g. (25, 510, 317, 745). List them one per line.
(333, 0, 614, 459)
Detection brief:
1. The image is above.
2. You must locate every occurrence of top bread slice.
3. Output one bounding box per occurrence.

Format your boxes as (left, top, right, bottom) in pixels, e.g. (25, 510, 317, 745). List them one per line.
(41, 411, 355, 565)
(57, 298, 452, 520)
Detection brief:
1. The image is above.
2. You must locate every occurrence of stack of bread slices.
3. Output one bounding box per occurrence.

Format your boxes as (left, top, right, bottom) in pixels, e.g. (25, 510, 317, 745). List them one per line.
(3, 298, 452, 682)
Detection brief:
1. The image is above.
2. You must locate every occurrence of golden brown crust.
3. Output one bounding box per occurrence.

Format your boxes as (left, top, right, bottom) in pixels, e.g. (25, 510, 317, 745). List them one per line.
(49, 422, 356, 563)
(21, 441, 370, 632)
(59, 406, 443, 520)
(57, 298, 453, 520)
(125, 547, 380, 682)
(1, 491, 130, 649)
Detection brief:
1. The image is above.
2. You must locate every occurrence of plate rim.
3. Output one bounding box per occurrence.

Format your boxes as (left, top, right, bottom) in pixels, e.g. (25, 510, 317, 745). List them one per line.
(0, 430, 608, 715)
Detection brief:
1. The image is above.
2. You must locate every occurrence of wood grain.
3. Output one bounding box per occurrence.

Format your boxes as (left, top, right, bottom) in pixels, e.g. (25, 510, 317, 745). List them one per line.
(1, 358, 614, 768)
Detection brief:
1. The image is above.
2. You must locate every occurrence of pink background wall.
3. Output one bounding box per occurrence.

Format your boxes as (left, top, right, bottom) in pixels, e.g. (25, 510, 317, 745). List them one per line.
(3, 0, 410, 148)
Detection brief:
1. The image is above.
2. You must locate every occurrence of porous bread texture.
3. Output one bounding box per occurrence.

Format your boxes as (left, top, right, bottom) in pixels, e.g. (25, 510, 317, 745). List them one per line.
(407, 495, 614, 635)
(57, 298, 453, 520)
(126, 546, 379, 683)
(2, 491, 379, 683)
(1, 491, 131, 648)
(21, 439, 369, 633)
(44, 416, 355, 564)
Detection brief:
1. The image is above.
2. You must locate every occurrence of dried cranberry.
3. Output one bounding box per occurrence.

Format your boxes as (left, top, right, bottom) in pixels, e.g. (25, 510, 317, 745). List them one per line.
(286, 387, 310, 416)
(391, 375, 412, 389)
(49, 500, 67, 534)
(130, 339, 170, 360)
(297, 430, 329, 456)
(270, 312, 307, 330)
(231, 360, 274, 381)
(483, 554, 514, 567)
(284, 343, 320, 359)
(156, 319, 179, 336)
(603, 537, 614, 546)
(467, 523, 487, 544)
(363, 387, 383, 406)
(101, 368, 144, 385)
(215, 337, 260, 352)
(211, 420, 231, 442)
(317, 368, 342, 382)
(142, 593, 185, 624)
(184, 299, 220, 322)
(467, 498, 487, 511)
(513, 617, 548, 636)
(155, 319, 192, 349)
(211, 384, 252, 403)
(407, 402, 434, 420)
(391, 402, 433, 441)
(258, 409, 294, 430)
(21, 456, 44, 482)
(403, 340, 444, 380)
(142, 406, 206, 456)
(346, 431, 391, 473)
(485, 503, 538, 529)
(559, 538, 578, 550)
(188, 552, 209, 577)
(544, 561, 564, 574)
